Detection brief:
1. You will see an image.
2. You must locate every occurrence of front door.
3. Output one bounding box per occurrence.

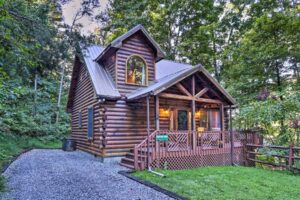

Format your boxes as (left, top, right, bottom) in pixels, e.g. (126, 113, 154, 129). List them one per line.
(177, 110, 188, 130)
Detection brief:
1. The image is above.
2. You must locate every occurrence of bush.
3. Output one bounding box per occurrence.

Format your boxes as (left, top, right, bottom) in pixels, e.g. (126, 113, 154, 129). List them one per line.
(0, 79, 70, 138)
(256, 147, 287, 169)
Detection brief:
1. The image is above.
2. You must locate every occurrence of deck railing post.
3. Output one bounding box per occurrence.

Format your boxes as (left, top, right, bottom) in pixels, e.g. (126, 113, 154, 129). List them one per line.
(288, 143, 294, 169)
(134, 145, 138, 170)
(146, 95, 150, 169)
(192, 131, 196, 150)
(191, 75, 196, 151)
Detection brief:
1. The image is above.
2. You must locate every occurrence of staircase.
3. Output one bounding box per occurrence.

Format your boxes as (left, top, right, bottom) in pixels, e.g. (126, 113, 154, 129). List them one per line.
(120, 130, 159, 170)
(120, 149, 149, 170)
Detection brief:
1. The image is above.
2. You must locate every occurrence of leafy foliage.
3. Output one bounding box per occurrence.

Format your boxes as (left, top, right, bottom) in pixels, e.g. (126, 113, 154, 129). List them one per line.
(0, 0, 71, 139)
(0, 132, 61, 192)
(98, 0, 300, 145)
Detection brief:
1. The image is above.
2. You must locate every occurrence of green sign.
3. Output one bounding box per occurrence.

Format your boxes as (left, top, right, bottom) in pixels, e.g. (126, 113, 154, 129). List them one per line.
(156, 134, 169, 141)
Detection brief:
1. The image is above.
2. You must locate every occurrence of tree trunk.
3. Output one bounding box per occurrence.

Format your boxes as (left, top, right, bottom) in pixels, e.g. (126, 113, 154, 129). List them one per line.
(275, 61, 285, 134)
(33, 72, 38, 117)
(56, 64, 65, 123)
(212, 30, 220, 82)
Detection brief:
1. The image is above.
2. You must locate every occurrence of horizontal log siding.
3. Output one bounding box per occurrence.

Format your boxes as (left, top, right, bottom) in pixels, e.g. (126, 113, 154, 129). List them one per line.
(103, 54, 116, 83)
(102, 98, 156, 157)
(159, 97, 191, 130)
(116, 32, 156, 95)
(71, 63, 103, 156)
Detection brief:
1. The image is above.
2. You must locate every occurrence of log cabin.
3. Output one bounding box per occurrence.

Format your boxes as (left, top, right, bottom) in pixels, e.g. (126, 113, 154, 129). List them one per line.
(67, 24, 243, 170)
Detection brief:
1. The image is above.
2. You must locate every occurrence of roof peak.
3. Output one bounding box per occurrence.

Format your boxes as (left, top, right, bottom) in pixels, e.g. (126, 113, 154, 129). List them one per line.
(95, 24, 166, 62)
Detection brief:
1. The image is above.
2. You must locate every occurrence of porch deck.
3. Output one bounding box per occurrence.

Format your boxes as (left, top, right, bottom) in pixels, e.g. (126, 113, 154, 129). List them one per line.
(120, 130, 259, 170)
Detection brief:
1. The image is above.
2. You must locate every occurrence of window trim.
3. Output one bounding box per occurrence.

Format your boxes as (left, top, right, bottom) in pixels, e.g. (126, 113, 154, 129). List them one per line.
(125, 54, 148, 86)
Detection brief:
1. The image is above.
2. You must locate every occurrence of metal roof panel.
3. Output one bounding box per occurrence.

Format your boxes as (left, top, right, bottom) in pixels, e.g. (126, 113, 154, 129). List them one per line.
(81, 45, 121, 99)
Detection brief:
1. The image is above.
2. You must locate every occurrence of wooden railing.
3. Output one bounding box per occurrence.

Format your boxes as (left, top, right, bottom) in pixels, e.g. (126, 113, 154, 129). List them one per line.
(133, 130, 249, 170)
(246, 144, 300, 171)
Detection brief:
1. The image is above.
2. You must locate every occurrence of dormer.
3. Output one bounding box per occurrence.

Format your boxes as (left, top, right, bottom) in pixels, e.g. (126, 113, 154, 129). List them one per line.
(95, 25, 166, 95)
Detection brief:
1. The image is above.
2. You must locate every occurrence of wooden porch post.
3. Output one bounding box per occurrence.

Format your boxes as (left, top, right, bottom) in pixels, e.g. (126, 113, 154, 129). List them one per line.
(220, 104, 224, 131)
(155, 96, 160, 130)
(229, 105, 234, 165)
(192, 75, 196, 150)
(220, 104, 225, 148)
(146, 95, 150, 169)
(155, 96, 159, 168)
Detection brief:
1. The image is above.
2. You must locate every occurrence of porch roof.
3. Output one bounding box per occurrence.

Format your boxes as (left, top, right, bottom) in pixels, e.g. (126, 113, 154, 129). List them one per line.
(127, 64, 236, 105)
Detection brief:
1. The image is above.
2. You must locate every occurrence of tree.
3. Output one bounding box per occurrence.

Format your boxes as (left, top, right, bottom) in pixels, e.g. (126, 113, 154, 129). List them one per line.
(228, 1, 300, 143)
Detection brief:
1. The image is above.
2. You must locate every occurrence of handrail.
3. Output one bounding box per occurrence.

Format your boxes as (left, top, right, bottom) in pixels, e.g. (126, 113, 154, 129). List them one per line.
(136, 130, 158, 148)
(134, 130, 159, 170)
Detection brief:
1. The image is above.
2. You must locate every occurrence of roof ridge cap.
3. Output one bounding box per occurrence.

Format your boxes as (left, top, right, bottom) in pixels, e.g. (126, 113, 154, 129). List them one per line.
(160, 59, 191, 66)
(156, 65, 199, 81)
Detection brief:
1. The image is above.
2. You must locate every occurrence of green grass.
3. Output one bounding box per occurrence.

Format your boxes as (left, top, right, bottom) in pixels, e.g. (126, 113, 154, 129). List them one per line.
(134, 166, 300, 200)
(0, 133, 62, 192)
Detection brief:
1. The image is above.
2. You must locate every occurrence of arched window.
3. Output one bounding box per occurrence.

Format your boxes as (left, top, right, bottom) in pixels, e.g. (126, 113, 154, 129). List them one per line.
(126, 55, 147, 85)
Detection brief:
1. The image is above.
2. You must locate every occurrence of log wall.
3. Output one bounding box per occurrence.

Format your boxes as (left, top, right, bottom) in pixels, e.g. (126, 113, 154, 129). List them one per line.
(101, 98, 156, 157)
(102, 54, 116, 83)
(70, 61, 103, 156)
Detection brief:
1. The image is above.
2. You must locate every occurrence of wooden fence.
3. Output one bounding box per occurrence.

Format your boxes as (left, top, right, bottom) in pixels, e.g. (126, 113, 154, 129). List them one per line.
(246, 144, 300, 171)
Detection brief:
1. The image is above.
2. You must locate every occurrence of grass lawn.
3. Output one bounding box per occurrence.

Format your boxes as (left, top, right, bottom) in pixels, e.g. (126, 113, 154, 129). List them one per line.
(134, 166, 300, 200)
(0, 133, 62, 192)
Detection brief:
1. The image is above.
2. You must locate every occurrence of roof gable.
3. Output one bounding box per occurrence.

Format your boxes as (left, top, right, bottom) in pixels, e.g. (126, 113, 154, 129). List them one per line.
(95, 24, 166, 62)
(127, 64, 236, 105)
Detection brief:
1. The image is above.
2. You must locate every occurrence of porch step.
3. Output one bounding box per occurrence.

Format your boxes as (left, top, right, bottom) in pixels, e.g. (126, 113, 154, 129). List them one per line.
(126, 152, 147, 159)
(120, 151, 148, 170)
(119, 162, 135, 169)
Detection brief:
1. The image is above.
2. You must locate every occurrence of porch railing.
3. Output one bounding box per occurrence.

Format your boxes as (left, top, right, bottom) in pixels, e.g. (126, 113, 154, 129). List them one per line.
(133, 130, 250, 170)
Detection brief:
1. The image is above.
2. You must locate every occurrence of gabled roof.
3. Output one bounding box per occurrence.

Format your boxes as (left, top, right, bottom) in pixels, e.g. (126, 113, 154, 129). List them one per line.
(67, 24, 236, 110)
(81, 45, 121, 99)
(156, 59, 192, 79)
(67, 45, 121, 111)
(127, 64, 236, 105)
(127, 65, 201, 100)
(95, 24, 166, 62)
(68, 44, 235, 108)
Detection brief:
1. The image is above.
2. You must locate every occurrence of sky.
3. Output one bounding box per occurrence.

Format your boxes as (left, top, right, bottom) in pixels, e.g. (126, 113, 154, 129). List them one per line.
(61, 0, 108, 35)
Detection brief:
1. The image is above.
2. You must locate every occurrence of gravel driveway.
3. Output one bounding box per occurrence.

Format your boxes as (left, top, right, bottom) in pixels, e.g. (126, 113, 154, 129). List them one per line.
(1, 149, 173, 200)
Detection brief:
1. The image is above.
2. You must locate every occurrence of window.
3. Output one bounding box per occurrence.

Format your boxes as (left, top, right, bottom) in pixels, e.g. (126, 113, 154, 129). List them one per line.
(210, 110, 221, 131)
(126, 55, 147, 85)
(87, 107, 93, 139)
(78, 111, 82, 128)
(197, 109, 221, 131)
(197, 109, 208, 131)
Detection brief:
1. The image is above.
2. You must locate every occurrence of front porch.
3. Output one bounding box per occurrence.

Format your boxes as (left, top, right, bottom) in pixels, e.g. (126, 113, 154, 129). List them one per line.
(121, 69, 246, 170)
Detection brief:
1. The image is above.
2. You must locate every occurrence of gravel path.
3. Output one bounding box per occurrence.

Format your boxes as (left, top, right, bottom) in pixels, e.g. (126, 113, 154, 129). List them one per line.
(1, 149, 173, 200)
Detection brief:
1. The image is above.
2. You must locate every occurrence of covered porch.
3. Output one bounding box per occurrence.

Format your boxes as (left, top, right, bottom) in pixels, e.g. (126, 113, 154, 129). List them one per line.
(121, 66, 245, 170)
